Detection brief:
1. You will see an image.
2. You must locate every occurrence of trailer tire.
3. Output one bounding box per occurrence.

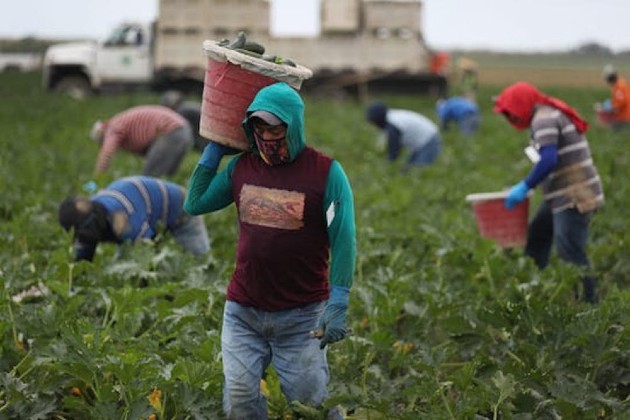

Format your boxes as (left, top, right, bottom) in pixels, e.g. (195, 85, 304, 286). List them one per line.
(54, 76, 92, 100)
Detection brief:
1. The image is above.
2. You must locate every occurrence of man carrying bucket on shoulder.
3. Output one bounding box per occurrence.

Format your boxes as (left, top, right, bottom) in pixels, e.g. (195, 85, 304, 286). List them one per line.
(493, 82, 604, 303)
(184, 82, 356, 418)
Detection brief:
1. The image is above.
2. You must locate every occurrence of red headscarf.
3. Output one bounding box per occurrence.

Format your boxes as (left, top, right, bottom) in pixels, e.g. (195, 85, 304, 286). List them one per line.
(493, 82, 589, 133)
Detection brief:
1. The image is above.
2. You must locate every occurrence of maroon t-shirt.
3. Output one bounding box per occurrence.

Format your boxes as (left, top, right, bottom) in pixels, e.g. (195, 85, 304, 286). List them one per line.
(228, 147, 334, 311)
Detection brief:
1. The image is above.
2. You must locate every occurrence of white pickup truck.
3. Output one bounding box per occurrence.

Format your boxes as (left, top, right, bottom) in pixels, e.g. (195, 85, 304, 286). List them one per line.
(42, 22, 160, 99)
(42, 0, 447, 99)
(0, 53, 42, 72)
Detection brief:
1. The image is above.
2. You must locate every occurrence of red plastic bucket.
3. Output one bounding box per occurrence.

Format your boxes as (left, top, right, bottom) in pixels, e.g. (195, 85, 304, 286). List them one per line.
(200, 40, 313, 150)
(465, 191, 530, 248)
(200, 60, 276, 149)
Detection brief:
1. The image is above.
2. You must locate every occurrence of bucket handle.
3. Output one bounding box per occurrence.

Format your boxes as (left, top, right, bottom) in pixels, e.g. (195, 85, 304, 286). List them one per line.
(208, 62, 232, 87)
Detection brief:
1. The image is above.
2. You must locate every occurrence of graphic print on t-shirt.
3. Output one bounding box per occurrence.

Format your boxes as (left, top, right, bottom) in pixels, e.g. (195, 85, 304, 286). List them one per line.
(239, 184, 305, 230)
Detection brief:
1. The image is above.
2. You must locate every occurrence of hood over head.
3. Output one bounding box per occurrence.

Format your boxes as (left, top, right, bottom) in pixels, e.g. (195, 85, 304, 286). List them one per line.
(493, 82, 589, 133)
(160, 90, 185, 109)
(243, 82, 305, 162)
(366, 101, 388, 128)
(59, 196, 86, 232)
(59, 195, 109, 243)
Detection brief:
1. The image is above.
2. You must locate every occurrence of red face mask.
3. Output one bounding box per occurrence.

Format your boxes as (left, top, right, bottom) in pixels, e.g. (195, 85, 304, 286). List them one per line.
(254, 131, 290, 166)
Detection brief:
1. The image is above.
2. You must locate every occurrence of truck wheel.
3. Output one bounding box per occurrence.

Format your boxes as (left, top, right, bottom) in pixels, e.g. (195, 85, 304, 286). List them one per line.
(54, 76, 92, 100)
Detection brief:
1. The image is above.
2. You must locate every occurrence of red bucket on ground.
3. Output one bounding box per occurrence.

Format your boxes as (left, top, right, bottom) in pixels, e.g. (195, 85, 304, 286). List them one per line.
(465, 191, 530, 248)
(200, 40, 313, 150)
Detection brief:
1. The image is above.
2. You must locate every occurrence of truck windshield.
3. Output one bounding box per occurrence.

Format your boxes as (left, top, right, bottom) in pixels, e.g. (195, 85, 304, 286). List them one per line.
(104, 25, 144, 47)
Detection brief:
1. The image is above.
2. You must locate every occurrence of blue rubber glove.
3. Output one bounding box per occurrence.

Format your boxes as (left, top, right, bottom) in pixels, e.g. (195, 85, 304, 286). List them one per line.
(199, 141, 240, 169)
(317, 285, 350, 349)
(82, 180, 98, 194)
(505, 180, 529, 209)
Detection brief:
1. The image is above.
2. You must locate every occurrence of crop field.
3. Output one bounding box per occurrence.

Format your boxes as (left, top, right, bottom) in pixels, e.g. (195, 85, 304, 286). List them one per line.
(449, 52, 630, 88)
(1, 71, 629, 419)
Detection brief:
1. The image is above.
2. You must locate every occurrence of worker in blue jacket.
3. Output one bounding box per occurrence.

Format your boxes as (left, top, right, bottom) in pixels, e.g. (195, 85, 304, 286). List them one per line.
(436, 96, 481, 136)
(59, 176, 210, 261)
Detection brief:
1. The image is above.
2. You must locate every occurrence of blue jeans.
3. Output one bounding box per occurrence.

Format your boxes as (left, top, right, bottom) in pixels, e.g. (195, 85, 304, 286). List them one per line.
(524, 201, 596, 302)
(406, 133, 441, 170)
(221, 300, 332, 419)
(171, 213, 210, 257)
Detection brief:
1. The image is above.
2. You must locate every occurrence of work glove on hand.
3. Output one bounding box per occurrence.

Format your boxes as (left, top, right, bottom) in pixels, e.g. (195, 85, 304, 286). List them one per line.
(199, 141, 240, 169)
(505, 180, 529, 209)
(317, 285, 350, 349)
(82, 180, 98, 194)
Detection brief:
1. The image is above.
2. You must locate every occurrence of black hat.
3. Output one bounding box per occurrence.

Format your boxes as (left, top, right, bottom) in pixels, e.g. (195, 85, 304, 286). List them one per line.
(160, 90, 184, 109)
(366, 101, 388, 128)
(58, 196, 93, 231)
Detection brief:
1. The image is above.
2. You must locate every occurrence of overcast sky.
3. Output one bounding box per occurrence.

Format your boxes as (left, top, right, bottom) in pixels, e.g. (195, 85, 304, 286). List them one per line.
(1, 0, 629, 52)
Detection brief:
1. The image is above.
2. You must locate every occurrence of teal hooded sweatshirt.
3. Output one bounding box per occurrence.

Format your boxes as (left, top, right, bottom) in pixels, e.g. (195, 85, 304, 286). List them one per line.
(185, 82, 356, 309)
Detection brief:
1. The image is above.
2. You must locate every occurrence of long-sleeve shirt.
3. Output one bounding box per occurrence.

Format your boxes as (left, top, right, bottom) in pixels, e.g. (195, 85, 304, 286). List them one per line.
(529, 105, 604, 213)
(436, 97, 479, 128)
(95, 105, 187, 173)
(185, 153, 356, 311)
(385, 109, 438, 160)
(76, 176, 187, 260)
(609, 77, 630, 121)
(186, 82, 356, 311)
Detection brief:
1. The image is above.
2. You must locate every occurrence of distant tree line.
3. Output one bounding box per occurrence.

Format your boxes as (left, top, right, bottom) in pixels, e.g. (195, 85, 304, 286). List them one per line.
(0, 37, 82, 53)
(1, 36, 629, 58)
(571, 42, 630, 58)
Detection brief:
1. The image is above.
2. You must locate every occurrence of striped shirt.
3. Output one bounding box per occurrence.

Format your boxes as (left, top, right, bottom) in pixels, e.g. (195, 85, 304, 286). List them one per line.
(530, 106, 604, 213)
(92, 176, 186, 242)
(95, 105, 187, 173)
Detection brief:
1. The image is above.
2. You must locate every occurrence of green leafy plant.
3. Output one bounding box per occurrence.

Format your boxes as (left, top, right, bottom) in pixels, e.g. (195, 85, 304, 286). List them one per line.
(1, 71, 629, 418)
